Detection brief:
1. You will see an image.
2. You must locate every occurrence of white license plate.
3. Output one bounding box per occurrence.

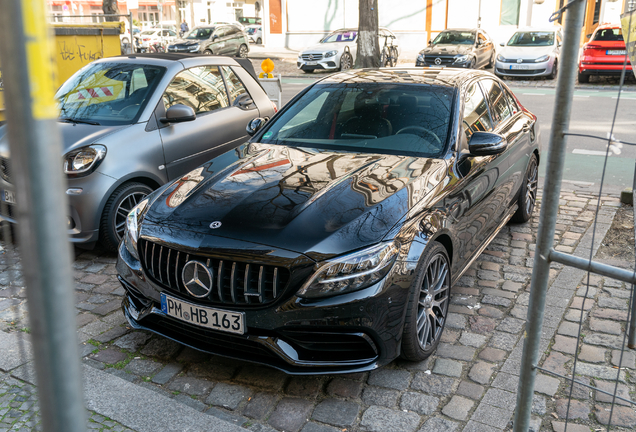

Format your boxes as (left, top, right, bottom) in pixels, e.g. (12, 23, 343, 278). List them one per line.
(2, 190, 15, 204)
(607, 50, 626, 55)
(160, 293, 245, 335)
(510, 64, 530, 70)
(304, 61, 318, 66)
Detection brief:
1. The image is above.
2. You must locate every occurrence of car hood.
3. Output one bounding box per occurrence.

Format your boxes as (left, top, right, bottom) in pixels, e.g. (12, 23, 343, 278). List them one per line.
(420, 44, 473, 56)
(301, 42, 349, 53)
(172, 39, 202, 46)
(0, 122, 129, 157)
(142, 143, 447, 260)
(500, 45, 554, 59)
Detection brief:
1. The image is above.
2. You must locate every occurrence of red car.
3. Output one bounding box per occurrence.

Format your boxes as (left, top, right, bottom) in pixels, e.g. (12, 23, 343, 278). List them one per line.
(578, 24, 632, 83)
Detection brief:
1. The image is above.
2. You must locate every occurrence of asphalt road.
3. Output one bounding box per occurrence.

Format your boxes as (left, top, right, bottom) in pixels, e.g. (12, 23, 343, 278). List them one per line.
(280, 77, 636, 195)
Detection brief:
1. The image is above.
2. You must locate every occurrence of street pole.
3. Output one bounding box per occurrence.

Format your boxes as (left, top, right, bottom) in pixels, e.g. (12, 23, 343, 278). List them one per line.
(525, 0, 533, 26)
(478, 0, 482, 28)
(512, 0, 587, 431)
(128, 11, 134, 54)
(0, 1, 86, 432)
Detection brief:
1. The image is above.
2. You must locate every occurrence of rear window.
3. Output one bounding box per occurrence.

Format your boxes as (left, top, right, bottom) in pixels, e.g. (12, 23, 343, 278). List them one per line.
(259, 83, 454, 158)
(593, 28, 624, 41)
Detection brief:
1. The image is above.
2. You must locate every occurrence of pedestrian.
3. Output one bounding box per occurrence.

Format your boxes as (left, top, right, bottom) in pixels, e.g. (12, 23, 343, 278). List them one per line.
(180, 20, 189, 37)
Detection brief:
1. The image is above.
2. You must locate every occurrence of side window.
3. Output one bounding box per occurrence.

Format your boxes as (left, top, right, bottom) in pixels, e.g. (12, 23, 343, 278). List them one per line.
(501, 86, 520, 115)
(168, 30, 177, 37)
(227, 26, 238, 36)
(215, 27, 227, 38)
(478, 33, 487, 43)
(556, 33, 562, 46)
(221, 66, 250, 104)
(162, 66, 230, 115)
(462, 83, 494, 140)
(480, 79, 510, 125)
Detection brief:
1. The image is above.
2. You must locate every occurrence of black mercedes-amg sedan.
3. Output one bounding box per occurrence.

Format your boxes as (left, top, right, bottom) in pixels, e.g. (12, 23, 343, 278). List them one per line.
(116, 68, 540, 374)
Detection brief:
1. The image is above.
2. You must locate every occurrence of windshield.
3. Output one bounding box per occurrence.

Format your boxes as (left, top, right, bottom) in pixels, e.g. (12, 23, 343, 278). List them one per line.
(55, 62, 166, 126)
(593, 28, 624, 41)
(259, 83, 454, 158)
(322, 31, 357, 43)
(433, 31, 475, 45)
(186, 28, 214, 39)
(507, 31, 555, 46)
(140, 30, 156, 36)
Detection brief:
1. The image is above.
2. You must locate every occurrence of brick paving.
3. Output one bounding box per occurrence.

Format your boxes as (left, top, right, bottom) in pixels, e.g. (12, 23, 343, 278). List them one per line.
(0, 188, 635, 432)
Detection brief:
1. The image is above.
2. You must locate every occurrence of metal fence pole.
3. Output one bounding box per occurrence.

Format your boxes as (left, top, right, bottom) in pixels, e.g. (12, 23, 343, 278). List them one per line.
(512, 1, 587, 431)
(0, 1, 86, 432)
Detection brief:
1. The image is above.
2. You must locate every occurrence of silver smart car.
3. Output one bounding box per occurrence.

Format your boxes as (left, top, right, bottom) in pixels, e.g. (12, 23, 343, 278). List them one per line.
(495, 27, 562, 79)
(0, 53, 275, 251)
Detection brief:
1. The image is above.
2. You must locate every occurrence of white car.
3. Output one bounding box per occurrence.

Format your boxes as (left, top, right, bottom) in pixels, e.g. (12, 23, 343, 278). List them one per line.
(246, 25, 262, 44)
(139, 29, 178, 48)
(297, 28, 400, 74)
(495, 26, 562, 79)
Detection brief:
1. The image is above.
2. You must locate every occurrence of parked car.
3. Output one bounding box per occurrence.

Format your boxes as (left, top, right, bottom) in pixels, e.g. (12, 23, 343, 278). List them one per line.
(0, 54, 276, 251)
(116, 68, 540, 374)
(238, 17, 261, 26)
(246, 25, 262, 44)
(120, 27, 141, 45)
(167, 25, 250, 58)
(151, 22, 178, 33)
(416, 28, 495, 69)
(578, 23, 632, 83)
(297, 28, 400, 73)
(495, 27, 562, 79)
(139, 29, 178, 49)
(213, 21, 245, 31)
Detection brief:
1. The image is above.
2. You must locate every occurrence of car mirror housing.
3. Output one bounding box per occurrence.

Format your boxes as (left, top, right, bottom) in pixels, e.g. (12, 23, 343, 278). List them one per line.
(499, 42, 505, 47)
(246, 117, 267, 136)
(468, 131, 508, 156)
(160, 104, 196, 124)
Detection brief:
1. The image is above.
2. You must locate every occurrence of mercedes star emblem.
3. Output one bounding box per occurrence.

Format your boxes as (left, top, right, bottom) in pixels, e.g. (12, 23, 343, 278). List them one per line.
(210, 221, 222, 229)
(434, 58, 442, 65)
(309, 54, 314, 61)
(181, 261, 213, 298)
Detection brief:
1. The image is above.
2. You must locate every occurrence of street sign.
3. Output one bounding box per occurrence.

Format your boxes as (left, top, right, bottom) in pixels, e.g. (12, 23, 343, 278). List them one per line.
(620, 8, 636, 79)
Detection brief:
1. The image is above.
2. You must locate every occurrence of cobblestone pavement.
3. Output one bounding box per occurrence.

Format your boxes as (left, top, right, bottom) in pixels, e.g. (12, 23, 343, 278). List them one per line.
(0, 188, 635, 432)
(0, 371, 135, 432)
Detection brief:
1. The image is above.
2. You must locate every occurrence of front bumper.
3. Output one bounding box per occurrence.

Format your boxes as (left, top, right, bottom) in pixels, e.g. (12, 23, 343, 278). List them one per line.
(495, 59, 553, 77)
(297, 56, 339, 72)
(415, 60, 471, 68)
(116, 237, 414, 374)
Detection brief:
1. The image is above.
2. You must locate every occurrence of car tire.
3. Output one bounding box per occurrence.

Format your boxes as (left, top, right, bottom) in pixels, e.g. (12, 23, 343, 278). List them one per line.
(256, 37, 262, 44)
(578, 71, 590, 83)
(549, 60, 558, 80)
(487, 51, 495, 67)
(511, 154, 538, 224)
(401, 242, 451, 361)
(203, 49, 213, 55)
(302, 69, 314, 74)
(340, 52, 353, 71)
(122, 37, 129, 44)
(468, 57, 476, 69)
(99, 182, 153, 252)
(238, 44, 249, 58)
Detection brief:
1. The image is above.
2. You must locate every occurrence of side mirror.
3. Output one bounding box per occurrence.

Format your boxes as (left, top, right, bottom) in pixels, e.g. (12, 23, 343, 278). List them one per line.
(159, 104, 196, 124)
(234, 93, 254, 109)
(428, 39, 432, 46)
(468, 132, 508, 156)
(499, 42, 505, 47)
(246, 117, 267, 136)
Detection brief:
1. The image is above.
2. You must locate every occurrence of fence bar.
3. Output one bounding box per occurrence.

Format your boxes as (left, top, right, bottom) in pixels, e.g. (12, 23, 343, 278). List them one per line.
(549, 249, 636, 285)
(0, 2, 86, 432)
(630, 163, 636, 348)
(512, 1, 587, 431)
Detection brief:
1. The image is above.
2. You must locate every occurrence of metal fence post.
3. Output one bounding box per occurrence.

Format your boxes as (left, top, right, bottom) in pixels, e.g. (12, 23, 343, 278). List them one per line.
(0, 1, 86, 432)
(512, 1, 587, 431)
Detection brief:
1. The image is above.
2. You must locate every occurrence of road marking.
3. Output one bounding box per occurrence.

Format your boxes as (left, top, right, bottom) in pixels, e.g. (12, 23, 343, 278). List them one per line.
(522, 93, 545, 96)
(572, 149, 611, 156)
(563, 180, 595, 186)
(573, 95, 590, 97)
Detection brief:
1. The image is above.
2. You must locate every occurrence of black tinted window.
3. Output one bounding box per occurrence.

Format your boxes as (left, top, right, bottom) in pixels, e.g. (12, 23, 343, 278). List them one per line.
(480, 79, 510, 125)
(163, 66, 229, 115)
(462, 83, 493, 139)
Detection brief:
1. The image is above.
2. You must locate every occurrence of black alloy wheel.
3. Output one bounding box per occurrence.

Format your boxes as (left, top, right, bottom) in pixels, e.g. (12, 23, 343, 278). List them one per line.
(340, 52, 353, 71)
(100, 182, 153, 252)
(512, 154, 538, 223)
(238, 44, 249, 58)
(401, 242, 451, 361)
(549, 59, 558, 80)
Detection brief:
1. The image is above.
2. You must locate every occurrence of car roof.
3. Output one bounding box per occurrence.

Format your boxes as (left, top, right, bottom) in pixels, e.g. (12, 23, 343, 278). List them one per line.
(513, 26, 561, 32)
(595, 23, 622, 30)
(441, 28, 479, 32)
(318, 67, 489, 88)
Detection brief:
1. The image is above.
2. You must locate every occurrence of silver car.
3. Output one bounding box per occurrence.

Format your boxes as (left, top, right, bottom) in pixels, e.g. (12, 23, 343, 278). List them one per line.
(495, 27, 562, 79)
(0, 54, 275, 251)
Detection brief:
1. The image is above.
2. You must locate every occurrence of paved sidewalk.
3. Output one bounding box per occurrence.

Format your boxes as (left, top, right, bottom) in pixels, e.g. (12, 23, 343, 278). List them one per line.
(0, 188, 634, 432)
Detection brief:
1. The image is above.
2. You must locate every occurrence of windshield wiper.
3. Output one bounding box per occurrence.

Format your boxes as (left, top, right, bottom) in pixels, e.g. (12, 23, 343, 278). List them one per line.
(59, 117, 100, 126)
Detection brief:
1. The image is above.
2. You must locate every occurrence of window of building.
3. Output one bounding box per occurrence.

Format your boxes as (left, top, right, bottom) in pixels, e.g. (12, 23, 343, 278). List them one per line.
(500, 0, 521, 26)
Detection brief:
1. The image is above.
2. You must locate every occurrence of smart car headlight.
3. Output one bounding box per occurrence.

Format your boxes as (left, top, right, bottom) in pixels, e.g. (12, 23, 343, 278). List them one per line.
(324, 50, 338, 58)
(63, 145, 106, 178)
(123, 198, 149, 260)
(297, 241, 400, 299)
(535, 55, 550, 63)
(454, 55, 470, 63)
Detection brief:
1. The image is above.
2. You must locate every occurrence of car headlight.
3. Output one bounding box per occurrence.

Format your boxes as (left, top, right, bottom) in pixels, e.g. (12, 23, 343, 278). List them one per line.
(63, 145, 106, 178)
(296, 241, 400, 299)
(417, 53, 425, 62)
(123, 198, 148, 260)
(189, 44, 200, 51)
(324, 50, 338, 58)
(454, 55, 470, 63)
(497, 54, 506, 62)
(535, 55, 550, 63)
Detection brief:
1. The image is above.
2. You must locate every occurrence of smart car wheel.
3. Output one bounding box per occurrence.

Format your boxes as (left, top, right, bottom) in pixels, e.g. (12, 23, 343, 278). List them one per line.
(340, 52, 353, 71)
(100, 182, 153, 252)
(238, 44, 249, 58)
(401, 242, 451, 361)
(512, 154, 538, 223)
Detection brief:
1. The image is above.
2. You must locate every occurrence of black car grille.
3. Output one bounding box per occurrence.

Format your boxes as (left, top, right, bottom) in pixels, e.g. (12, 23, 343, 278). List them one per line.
(301, 53, 323, 61)
(0, 158, 11, 184)
(168, 45, 196, 52)
(498, 58, 539, 63)
(138, 239, 291, 307)
(424, 55, 457, 66)
(496, 68, 546, 75)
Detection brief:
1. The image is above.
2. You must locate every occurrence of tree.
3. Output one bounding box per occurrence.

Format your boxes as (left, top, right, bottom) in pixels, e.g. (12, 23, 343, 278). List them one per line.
(356, 0, 380, 68)
(102, 0, 119, 22)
